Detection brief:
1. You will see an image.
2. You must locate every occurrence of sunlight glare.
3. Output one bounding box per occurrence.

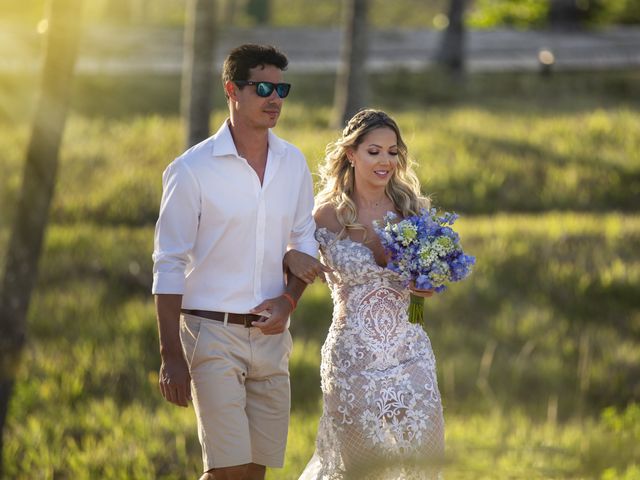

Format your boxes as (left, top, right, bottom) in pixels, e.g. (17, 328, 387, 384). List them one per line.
(538, 49, 555, 66)
(433, 13, 449, 30)
(37, 18, 49, 35)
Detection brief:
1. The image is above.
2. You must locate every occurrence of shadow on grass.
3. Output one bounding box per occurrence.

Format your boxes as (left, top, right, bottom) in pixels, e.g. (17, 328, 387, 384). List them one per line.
(428, 130, 640, 213)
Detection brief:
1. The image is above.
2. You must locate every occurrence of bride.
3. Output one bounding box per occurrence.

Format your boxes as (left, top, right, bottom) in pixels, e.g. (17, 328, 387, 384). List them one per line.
(287, 109, 444, 479)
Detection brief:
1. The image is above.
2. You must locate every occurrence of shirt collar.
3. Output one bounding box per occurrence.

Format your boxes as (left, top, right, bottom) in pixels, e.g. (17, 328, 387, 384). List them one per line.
(210, 120, 239, 158)
(211, 119, 286, 159)
(267, 129, 286, 157)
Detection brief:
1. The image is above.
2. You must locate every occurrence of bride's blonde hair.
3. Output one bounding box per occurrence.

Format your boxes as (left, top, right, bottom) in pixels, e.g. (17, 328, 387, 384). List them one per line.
(315, 109, 429, 234)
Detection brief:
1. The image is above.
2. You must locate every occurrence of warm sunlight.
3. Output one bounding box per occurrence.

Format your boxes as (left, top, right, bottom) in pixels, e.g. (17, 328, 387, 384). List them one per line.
(1, 1, 639, 479)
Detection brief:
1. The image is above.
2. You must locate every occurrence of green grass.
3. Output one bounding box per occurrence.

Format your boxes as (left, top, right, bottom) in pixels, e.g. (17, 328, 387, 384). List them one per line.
(1, 213, 636, 478)
(1, 71, 639, 478)
(2, 71, 640, 230)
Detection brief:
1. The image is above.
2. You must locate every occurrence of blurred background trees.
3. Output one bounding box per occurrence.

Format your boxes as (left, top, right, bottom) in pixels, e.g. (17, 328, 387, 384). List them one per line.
(0, 0, 82, 474)
(181, 0, 216, 148)
(332, 0, 369, 128)
(1, 0, 639, 27)
(436, 0, 468, 78)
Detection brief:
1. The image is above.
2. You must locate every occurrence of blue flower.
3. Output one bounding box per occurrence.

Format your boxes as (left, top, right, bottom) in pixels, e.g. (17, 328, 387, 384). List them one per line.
(373, 209, 476, 292)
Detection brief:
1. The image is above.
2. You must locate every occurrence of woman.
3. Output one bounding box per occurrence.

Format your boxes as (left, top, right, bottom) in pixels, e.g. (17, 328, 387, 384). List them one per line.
(289, 109, 444, 479)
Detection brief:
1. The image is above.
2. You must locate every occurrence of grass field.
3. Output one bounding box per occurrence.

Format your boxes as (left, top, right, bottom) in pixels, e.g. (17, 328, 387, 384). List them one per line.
(1, 70, 639, 478)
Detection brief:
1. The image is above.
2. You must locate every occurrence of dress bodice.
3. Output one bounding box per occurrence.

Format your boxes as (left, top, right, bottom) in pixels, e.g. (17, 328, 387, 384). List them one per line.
(316, 227, 407, 287)
(316, 227, 410, 329)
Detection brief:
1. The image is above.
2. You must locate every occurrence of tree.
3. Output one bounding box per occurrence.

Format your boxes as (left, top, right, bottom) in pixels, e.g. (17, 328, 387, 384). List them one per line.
(246, 0, 271, 25)
(181, 0, 217, 149)
(332, 0, 369, 129)
(131, 0, 152, 25)
(104, 0, 133, 24)
(221, 0, 238, 26)
(549, 0, 587, 30)
(436, 0, 468, 78)
(0, 0, 83, 473)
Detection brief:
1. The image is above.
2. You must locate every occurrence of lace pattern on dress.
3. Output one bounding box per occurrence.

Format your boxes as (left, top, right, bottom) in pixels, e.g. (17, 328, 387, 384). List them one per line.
(299, 228, 445, 480)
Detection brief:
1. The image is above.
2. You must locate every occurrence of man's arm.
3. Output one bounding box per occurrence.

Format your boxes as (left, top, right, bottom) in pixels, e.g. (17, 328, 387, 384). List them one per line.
(152, 160, 200, 407)
(155, 294, 191, 407)
(283, 249, 331, 284)
(250, 155, 318, 334)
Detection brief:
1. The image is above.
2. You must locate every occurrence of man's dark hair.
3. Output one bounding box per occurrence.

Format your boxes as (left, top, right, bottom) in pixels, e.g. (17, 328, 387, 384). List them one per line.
(222, 44, 288, 97)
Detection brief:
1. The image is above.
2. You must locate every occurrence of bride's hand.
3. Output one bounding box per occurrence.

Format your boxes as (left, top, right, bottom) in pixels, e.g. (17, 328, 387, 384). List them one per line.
(409, 281, 435, 298)
(283, 249, 332, 284)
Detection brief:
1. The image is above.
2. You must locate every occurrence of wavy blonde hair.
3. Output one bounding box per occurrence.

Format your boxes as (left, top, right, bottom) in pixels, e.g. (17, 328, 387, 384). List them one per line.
(315, 109, 429, 235)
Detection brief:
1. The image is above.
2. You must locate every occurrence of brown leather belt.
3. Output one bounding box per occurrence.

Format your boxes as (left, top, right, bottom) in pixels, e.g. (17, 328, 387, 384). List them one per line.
(181, 309, 262, 328)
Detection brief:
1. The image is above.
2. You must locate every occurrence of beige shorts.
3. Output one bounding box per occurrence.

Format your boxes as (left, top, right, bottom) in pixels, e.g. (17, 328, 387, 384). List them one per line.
(180, 313, 293, 471)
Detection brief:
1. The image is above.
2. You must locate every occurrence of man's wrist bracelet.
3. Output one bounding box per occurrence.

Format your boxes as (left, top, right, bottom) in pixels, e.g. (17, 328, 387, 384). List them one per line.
(282, 292, 297, 312)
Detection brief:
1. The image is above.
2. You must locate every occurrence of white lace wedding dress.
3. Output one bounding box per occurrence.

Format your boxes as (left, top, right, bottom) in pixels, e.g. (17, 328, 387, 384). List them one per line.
(299, 228, 445, 480)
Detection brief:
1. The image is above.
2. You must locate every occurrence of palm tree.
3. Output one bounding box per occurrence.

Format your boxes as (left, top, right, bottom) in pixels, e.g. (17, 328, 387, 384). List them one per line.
(0, 0, 83, 473)
(332, 0, 369, 129)
(181, 0, 217, 148)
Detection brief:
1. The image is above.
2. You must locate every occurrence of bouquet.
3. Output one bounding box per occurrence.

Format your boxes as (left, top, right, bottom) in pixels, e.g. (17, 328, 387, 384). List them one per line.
(374, 208, 476, 326)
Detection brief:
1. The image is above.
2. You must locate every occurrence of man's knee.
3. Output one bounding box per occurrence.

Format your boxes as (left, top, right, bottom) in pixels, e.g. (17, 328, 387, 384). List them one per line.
(201, 464, 250, 480)
(246, 463, 266, 480)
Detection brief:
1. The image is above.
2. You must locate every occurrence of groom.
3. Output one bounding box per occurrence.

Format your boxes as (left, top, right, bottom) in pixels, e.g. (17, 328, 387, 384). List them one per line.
(152, 44, 326, 480)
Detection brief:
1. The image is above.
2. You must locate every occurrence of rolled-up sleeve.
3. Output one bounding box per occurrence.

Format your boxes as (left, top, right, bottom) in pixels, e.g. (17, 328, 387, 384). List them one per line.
(152, 160, 200, 294)
(288, 164, 318, 257)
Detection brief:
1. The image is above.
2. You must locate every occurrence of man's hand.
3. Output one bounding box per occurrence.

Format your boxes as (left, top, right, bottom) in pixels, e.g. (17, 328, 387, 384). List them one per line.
(284, 249, 332, 284)
(159, 353, 192, 407)
(250, 295, 293, 335)
(155, 294, 191, 407)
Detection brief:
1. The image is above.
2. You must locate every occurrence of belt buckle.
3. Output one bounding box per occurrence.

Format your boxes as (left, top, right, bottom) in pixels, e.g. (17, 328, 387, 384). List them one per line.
(242, 314, 253, 328)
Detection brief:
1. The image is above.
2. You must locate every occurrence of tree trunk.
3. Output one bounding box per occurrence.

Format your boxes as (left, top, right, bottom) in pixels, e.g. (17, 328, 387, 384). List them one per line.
(221, 0, 237, 26)
(181, 0, 217, 149)
(0, 0, 82, 473)
(332, 0, 369, 129)
(549, 0, 586, 30)
(436, 0, 467, 78)
(104, 0, 132, 24)
(131, 0, 151, 24)
(246, 0, 270, 25)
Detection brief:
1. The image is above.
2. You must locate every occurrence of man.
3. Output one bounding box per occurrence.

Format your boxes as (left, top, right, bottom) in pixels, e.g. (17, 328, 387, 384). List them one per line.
(152, 44, 326, 480)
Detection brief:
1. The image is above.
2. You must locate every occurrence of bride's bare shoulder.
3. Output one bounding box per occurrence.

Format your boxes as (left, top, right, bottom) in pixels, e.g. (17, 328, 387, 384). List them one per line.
(314, 203, 342, 234)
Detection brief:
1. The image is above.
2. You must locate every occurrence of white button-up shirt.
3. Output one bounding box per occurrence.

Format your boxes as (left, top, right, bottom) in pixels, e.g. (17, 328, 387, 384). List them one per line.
(152, 120, 318, 313)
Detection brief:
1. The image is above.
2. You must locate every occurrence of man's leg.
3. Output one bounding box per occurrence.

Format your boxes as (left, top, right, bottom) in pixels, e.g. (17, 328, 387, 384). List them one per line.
(198, 469, 217, 480)
(246, 463, 266, 480)
(182, 318, 253, 476)
(245, 329, 292, 472)
(199, 464, 255, 480)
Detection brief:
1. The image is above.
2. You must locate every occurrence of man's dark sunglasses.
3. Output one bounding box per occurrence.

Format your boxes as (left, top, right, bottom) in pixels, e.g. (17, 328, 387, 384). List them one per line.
(234, 80, 291, 98)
